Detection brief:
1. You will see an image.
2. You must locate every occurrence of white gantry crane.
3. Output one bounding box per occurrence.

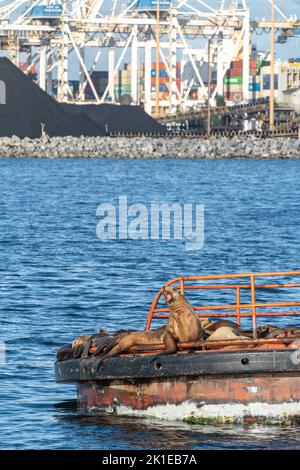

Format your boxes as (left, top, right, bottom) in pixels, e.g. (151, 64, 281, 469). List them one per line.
(0, 1, 298, 114)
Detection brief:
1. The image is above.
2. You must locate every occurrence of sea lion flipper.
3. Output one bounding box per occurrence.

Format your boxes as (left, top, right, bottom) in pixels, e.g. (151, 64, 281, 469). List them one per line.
(81, 339, 93, 359)
(93, 336, 120, 357)
(73, 346, 84, 359)
(149, 330, 177, 363)
(94, 354, 107, 370)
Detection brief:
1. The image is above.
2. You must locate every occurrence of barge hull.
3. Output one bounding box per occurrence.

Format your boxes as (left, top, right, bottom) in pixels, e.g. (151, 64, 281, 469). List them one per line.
(77, 373, 300, 421)
(56, 348, 300, 421)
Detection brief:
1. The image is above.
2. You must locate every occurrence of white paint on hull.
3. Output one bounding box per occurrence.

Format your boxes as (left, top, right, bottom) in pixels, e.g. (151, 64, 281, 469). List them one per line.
(88, 400, 300, 423)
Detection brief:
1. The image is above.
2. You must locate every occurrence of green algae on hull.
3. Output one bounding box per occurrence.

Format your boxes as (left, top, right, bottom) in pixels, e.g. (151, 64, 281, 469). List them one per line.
(184, 414, 300, 426)
(184, 416, 236, 425)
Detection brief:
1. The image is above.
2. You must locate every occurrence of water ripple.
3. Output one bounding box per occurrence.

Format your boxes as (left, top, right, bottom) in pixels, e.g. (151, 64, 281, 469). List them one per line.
(0, 157, 300, 449)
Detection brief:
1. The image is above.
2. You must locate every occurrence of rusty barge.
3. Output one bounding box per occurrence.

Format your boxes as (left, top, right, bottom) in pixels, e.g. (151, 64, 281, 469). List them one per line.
(55, 270, 300, 423)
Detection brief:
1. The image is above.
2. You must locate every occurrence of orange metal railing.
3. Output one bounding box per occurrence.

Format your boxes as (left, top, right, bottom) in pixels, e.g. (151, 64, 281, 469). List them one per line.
(145, 270, 300, 339)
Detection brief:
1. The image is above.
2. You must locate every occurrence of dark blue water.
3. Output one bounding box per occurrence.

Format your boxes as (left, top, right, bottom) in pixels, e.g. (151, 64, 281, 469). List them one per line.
(0, 157, 300, 450)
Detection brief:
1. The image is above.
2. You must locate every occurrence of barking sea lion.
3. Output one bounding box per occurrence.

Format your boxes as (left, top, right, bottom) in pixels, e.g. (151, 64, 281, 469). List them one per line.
(160, 285, 203, 345)
(94, 285, 203, 365)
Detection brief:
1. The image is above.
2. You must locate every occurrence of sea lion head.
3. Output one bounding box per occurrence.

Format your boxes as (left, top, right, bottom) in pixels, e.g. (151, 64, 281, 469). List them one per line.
(99, 328, 109, 336)
(161, 286, 182, 306)
(257, 325, 279, 338)
(72, 335, 92, 358)
(72, 335, 91, 350)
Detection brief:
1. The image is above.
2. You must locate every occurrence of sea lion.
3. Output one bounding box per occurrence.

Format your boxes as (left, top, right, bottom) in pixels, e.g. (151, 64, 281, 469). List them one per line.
(80, 330, 111, 359)
(73, 328, 117, 358)
(264, 326, 300, 339)
(56, 343, 73, 362)
(204, 320, 242, 335)
(72, 334, 92, 358)
(160, 285, 203, 346)
(81, 329, 136, 359)
(206, 326, 249, 341)
(94, 326, 167, 366)
(95, 285, 203, 365)
(257, 325, 278, 338)
(256, 325, 300, 339)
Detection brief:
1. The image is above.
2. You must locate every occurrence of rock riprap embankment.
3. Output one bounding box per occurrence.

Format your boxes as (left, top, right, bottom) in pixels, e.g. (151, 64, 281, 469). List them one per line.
(1, 135, 300, 159)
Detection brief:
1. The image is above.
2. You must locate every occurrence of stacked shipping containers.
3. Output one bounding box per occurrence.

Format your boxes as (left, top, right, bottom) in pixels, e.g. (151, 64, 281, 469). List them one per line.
(150, 62, 181, 98)
(150, 62, 181, 114)
(224, 59, 243, 102)
(249, 60, 261, 100)
(114, 64, 132, 99)
(224, 59, 263, 102)
(112, 62, 181, 109)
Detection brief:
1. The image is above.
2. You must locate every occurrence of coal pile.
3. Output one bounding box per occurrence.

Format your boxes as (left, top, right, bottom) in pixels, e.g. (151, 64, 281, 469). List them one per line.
(0, 58, 105, 138)
(61, 103, 166, 135)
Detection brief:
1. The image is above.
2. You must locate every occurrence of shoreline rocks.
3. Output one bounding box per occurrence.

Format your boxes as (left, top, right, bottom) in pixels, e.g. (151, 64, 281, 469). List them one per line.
(0, 135, 300, 159)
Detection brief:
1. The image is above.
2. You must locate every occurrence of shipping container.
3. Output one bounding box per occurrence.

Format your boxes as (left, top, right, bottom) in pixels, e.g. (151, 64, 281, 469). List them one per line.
(151, 78, 181, 88)
(151, 85, 170, 92)
(224, 76, 243, 85)
(151, 62, 181, 70)
(135, 0, 171, 11)
(114, 85, 132, 98)
(151, 69, 168, 78)
(262, 74, 278, 90)
(151, 69, 181, 78)
(249, 83, 260, 92)
(228, 64, 257, 75)
(228, 84, 243, 91)
(28, 5, 63, 18)
(151, 77, 169, 85)
(91, 71, 108, 83)
(225, 69, 243, 77)
(231, 59, 243, 68)
(19, 62, 37, 74)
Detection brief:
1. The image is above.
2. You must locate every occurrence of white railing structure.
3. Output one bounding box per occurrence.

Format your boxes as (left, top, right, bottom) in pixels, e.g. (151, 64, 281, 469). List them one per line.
(0, 1, 298, 114)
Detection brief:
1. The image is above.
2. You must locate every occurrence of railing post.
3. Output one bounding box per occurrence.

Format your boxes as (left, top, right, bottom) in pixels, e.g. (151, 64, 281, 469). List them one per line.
(250, 275, 257, 339)
(145, 305, 155, 331)
(180, 277, 185, 295)
(236, 287, 241, 326)
(145, 288, 163, 331)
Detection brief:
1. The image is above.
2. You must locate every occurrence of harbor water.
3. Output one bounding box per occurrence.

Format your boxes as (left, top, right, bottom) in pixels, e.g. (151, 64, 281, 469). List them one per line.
(0, 157, 300, 449)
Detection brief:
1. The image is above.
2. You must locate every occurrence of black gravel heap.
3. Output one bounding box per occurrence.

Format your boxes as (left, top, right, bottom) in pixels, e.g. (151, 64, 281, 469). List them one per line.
(61, 103, 166, 135)
(0, 58, 105, 138)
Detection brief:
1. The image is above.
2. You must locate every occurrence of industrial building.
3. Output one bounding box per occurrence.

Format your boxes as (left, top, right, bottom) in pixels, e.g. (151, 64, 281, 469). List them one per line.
(0, 1, 300, 118)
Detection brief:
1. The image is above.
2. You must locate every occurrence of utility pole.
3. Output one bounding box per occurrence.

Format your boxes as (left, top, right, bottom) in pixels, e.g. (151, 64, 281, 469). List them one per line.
(155, 0, 160, 117)
(270, 0, 275, 131)
(207, 38, 211, 138)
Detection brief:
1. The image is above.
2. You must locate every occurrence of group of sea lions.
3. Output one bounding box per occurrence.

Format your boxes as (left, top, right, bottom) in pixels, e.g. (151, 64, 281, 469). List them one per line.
(56, 285, 300, 363)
